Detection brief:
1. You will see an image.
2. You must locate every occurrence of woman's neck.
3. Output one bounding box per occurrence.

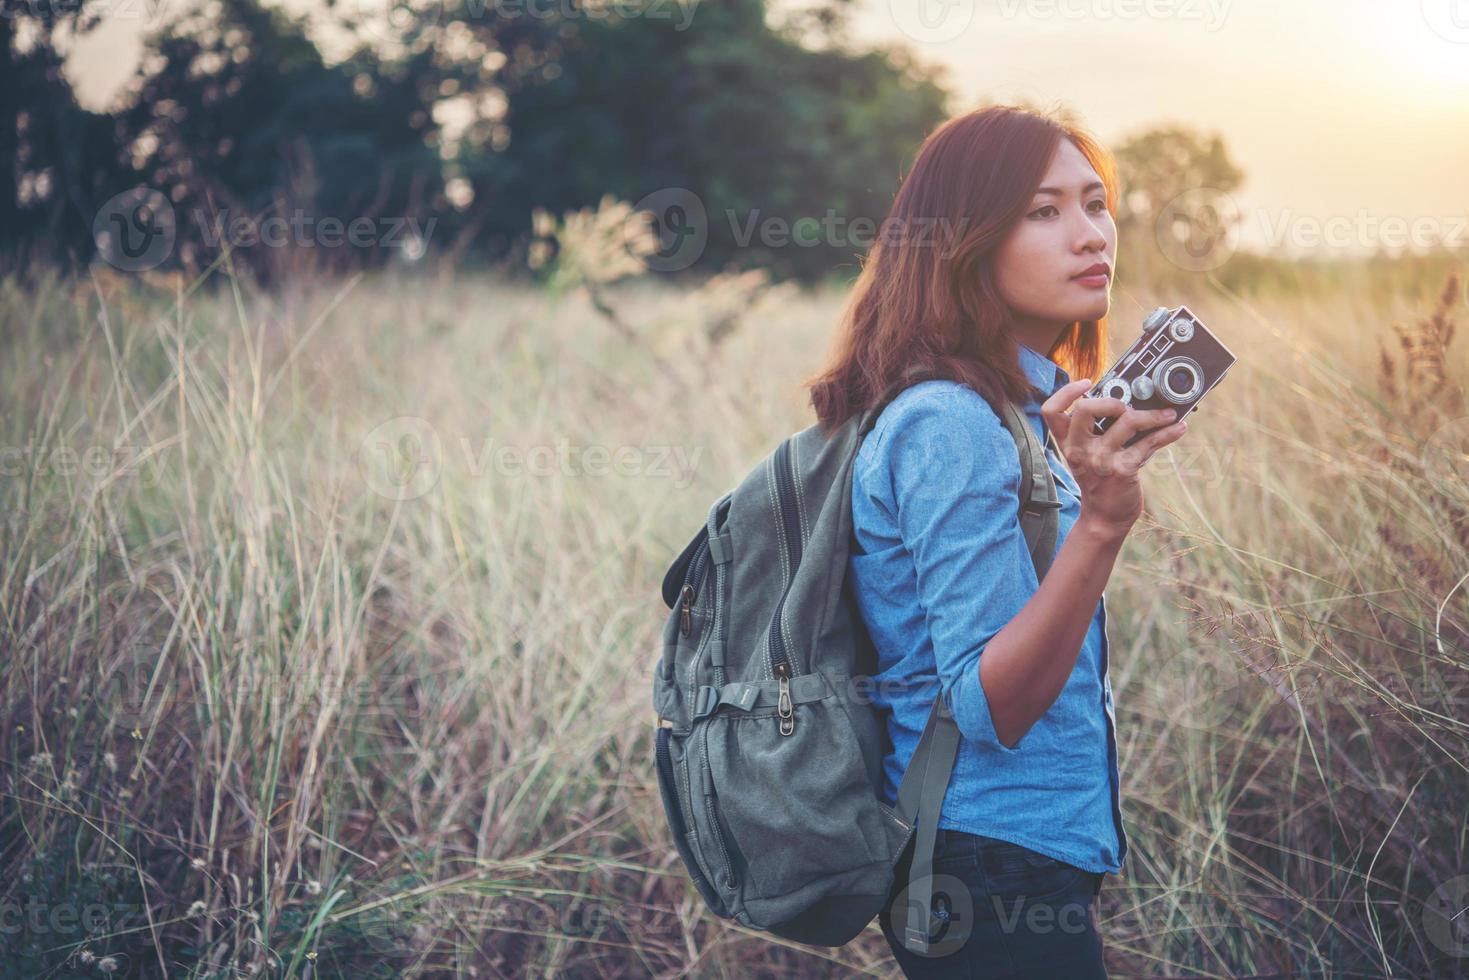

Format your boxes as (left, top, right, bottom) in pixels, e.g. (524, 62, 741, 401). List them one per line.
(1009, 316, 1069, 359)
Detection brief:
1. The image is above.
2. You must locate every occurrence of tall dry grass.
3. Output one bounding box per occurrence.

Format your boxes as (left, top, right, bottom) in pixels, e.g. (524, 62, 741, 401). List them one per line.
(1, 254, 1467, 977)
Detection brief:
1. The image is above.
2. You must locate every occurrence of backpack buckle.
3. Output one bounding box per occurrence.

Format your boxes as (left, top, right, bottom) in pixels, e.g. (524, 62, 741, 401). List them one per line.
(693, 685, 720, 720)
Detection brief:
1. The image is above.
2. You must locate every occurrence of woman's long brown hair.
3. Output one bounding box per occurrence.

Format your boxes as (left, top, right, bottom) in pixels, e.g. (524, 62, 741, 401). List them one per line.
(805, 104, 1118, 435)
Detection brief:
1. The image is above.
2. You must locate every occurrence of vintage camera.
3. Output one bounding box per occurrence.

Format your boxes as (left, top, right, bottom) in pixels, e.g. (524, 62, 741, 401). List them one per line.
(1086, 305, 1236, 447)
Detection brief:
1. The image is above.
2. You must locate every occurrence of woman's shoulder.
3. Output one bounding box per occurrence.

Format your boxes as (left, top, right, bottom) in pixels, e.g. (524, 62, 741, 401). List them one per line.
(854, 379, 1019, 500)
(865, 379, 1007, 451)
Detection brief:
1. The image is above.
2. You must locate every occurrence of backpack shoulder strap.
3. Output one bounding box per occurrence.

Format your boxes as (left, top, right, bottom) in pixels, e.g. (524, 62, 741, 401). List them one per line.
(885, 383, 1065, 957)
(997, 400, 1062, 581)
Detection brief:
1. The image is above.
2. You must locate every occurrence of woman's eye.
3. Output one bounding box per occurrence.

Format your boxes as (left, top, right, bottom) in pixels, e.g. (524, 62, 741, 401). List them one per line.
(1028, 201, 1106, 219)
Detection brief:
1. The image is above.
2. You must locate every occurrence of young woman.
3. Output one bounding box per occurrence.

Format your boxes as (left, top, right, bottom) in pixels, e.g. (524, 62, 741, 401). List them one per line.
(804, 105, 1190, 978)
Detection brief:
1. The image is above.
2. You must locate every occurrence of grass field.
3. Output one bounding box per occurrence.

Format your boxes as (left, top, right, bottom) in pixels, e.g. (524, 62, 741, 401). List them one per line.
(2, 254, 1467, 977)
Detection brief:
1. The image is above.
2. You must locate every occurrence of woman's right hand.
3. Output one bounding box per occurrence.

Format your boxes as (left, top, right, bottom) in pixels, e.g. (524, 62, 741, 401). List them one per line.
(1040, 379, 1189, 537)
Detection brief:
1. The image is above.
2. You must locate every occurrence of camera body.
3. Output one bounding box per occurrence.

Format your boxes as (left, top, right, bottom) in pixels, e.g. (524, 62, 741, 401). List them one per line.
(1086, 304, 1236, 447)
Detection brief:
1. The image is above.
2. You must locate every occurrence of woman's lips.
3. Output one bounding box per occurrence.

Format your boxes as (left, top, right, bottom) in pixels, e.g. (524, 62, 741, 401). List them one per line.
(1073, 272, 1109, 288)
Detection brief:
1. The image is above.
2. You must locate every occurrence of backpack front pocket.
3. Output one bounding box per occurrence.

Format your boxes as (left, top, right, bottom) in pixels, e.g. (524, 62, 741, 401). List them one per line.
(700, 678, 891, 903)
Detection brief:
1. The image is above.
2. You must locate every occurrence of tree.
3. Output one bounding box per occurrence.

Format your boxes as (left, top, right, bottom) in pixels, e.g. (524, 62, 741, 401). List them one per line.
(1111, 124, 1244, 276)
(5, 0, 955, 283)
(112, 0, 448, 284)
(0, 1, 135, 273)
(1113, 124, 1243, 225)
(440, 0, 950, 281)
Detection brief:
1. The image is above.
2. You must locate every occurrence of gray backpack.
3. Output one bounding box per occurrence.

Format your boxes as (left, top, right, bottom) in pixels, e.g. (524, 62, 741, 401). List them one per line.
(653, 368, 1061, 953)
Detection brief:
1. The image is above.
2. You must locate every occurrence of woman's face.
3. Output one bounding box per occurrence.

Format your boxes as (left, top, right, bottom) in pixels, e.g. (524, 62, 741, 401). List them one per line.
(992, 138, 1116, 336)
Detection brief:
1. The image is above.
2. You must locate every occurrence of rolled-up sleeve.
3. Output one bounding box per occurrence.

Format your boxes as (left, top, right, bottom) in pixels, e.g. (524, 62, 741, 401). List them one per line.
(882, 389, 1035, 751)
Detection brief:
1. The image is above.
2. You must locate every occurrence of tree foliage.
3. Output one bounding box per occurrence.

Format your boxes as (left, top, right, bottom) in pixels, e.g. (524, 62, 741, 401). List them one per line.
(3, 0, 1255, 288)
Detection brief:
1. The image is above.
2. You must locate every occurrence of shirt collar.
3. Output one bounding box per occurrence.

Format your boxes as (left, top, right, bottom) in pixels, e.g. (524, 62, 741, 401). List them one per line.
(1017, 341, 1071, 400)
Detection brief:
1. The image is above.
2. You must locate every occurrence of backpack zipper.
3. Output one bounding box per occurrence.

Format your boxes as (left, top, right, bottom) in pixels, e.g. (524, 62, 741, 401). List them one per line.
(655, 727, 686, 833)
(775, 661, 794, 736)
(767, 438, 803, 735)
(701, 730, 738, 890)
(679, 534, 711, 637)
(684, 505, 727, 722)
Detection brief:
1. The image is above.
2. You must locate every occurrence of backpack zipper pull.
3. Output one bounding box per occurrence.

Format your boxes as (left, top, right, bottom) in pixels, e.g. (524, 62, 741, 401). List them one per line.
(774, 661, 795, 736)
(679, 584, 695, 636)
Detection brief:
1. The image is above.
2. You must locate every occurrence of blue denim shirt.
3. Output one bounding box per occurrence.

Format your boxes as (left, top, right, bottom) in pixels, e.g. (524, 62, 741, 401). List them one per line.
(849, 343, 1128, 875)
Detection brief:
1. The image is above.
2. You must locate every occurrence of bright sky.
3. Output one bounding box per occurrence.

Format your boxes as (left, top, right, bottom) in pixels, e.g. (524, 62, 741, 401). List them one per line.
(831, 0, 1469, 256)
(63, 0, 1469, 257)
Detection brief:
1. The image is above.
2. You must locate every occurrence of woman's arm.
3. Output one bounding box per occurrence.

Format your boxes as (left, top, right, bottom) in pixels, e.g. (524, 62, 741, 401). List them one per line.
(981, 379, 1188, 747)
(876, 381, 1187, 753)
(978, 516, 1125, 748)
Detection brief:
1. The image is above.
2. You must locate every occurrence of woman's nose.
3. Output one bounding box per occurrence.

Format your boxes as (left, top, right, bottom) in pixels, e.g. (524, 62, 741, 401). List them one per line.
(1074, 214, 1107, 253)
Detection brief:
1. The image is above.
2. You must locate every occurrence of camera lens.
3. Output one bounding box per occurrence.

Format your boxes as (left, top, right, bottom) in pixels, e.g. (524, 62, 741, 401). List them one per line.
(1151, 356, 1203, 404)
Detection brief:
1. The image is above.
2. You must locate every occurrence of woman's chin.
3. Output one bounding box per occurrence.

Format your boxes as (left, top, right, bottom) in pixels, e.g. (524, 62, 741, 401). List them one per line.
(1053, 298, 1110, 324)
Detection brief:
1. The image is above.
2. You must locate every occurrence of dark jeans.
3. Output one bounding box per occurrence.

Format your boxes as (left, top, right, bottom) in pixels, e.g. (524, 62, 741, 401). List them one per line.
(878, 828, 1108, 979)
